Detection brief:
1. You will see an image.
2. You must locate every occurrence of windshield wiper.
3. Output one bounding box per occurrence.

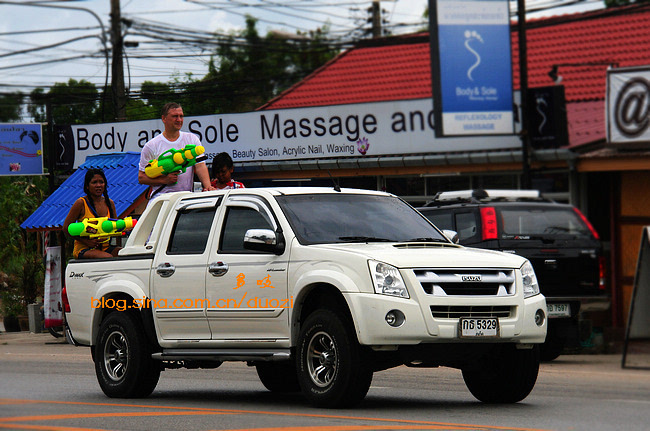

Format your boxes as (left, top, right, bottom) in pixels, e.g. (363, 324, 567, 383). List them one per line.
(544, 226, 571, 234)
(338, 236, 392, 243)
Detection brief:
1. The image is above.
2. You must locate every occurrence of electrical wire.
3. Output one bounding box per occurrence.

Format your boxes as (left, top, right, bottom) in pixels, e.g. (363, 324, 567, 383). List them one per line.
(0, 0, 610, 97)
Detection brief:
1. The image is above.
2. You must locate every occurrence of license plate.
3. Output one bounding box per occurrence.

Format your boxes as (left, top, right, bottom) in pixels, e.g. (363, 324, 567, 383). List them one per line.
(547, 303, 571, 318)
(459, 318, 499, 337)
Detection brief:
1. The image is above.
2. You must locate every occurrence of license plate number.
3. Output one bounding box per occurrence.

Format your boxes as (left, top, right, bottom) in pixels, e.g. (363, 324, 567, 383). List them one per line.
(459, 318, 499, 337)
(547, 303, 571, 318)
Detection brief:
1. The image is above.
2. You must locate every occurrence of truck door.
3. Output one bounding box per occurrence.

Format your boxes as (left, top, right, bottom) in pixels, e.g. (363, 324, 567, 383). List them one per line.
(151, 197, 221, 340)
(206, 194, 290, 345)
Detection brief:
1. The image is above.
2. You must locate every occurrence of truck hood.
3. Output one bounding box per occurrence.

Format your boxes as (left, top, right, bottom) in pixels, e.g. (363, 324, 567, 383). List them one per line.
(310, 242, 527, 269)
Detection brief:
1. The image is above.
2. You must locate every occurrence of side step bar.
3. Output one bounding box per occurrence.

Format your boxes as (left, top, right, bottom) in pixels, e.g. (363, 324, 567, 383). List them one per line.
(152, 348, 291, 362)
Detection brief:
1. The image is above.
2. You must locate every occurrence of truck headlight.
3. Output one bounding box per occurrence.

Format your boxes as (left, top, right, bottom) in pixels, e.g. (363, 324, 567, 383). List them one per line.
(521, 260, 540, 298)
(369, 260, 409, 298)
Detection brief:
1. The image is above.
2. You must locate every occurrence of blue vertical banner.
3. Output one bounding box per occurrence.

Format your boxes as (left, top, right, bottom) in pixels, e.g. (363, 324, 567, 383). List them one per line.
(430, 0, 515, 136)
(0, 123, 44, 175)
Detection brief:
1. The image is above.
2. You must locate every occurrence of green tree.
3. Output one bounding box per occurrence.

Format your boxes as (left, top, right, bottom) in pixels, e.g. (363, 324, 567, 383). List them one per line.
(29, 79, 101, 124)
(200, 16, 338, 114)
(0, 176, 48, 314)
(0, 92, 23, 122)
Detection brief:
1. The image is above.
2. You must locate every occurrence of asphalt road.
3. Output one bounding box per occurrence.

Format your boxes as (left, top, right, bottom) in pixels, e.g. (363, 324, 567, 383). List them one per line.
(1, 331, 649, 431)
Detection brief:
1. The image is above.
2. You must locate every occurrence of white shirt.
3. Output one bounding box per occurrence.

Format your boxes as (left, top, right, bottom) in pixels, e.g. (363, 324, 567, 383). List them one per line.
(139, 131, 205, 198)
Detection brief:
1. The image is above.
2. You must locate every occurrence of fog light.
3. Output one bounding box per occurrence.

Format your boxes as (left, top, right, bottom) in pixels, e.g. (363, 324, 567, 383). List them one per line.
(535, 309, 546, 326)
(385, 310, 405, 327)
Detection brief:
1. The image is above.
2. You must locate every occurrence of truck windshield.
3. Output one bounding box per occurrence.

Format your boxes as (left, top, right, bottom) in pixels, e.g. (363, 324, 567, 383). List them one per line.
(276, 194, 447, 245)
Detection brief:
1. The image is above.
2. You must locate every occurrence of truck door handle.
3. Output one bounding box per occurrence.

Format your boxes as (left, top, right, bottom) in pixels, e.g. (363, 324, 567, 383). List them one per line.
(156, 262, 175, 277)
(209, 261, 228, 277)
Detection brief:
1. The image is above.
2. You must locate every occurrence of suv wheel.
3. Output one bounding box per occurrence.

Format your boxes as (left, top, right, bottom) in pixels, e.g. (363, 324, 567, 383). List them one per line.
(462, 345, 539, 403)
(256, 361, 301, 393)
(540, 337, 565, 362)
(95, 311, 160, 398)
(296, 309, 372, 408)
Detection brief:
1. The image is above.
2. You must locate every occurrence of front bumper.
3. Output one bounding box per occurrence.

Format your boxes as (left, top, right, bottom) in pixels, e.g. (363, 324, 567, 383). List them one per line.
(344, 292, 547, 346)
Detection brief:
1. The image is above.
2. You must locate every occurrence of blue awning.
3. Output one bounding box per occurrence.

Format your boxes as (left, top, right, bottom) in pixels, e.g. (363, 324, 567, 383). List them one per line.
(21, 152, 149, 231)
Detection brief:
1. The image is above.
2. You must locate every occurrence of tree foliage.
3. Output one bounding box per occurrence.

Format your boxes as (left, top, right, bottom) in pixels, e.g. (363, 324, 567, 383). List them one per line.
(29, 79, 101, 124)
(0, 176, 48, 313)
(0, 93, 23, 122)
(203, 16, 338, 114)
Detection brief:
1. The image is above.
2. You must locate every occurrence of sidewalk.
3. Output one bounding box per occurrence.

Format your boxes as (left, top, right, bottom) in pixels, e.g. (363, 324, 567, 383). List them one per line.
(0, 330, 68, 344)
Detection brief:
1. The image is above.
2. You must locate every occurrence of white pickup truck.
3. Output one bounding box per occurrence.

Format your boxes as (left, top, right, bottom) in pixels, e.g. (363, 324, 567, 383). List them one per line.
(64, 187, 547, 407)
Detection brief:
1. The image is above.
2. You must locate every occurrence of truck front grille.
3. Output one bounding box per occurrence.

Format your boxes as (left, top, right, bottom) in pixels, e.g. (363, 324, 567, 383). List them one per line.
(430, 305, 513, 319)
(414, 269, 516, 296)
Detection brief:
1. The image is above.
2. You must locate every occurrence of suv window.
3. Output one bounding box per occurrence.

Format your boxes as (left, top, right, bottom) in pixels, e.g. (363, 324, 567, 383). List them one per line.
(499, 207, 592, 239)
(420, 210, 478, 242)
(456, 212, 478, 241)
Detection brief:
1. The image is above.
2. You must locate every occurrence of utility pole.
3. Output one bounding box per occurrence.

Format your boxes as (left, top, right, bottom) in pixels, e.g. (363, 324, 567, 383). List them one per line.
(110, 0, 127, 120)
(517, 0, 531, 189)
(370, 0, 381, 38)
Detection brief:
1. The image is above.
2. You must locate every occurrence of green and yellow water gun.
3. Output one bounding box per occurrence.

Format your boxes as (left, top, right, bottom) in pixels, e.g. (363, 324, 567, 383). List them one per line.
(144, 144, 205, 178)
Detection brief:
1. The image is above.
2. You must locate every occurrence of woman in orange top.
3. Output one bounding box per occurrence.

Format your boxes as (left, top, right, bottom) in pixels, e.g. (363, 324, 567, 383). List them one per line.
(63, 168, 122, 259)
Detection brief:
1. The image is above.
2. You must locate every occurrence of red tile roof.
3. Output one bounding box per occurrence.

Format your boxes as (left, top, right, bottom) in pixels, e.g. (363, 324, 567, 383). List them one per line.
(260, 4, 650, 148)
(515, 4, 650, 102)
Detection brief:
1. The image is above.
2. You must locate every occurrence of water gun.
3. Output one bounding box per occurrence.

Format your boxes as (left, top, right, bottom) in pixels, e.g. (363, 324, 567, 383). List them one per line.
(144, 144, 205, 179)
(68, 217, 137, 242)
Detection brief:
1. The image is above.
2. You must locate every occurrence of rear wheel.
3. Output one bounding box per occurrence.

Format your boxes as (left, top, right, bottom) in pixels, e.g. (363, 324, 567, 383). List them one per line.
(296, 309, 373, 408)
(462, 345, 540, 403)
(95, 312, 160, 398)
(256, 361, 301, 393)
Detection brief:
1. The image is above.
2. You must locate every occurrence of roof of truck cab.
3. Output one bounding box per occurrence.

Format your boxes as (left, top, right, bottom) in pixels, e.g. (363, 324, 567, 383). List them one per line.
(243, 187, 390, 196)
(169, 187, 393, 199)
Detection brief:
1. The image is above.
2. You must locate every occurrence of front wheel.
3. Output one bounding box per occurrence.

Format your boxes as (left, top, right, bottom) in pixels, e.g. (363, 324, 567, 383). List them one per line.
(462, 344, 540, 403)
(95, 311, 161, 398)
(256, 361, 301, 393)
(296, 309, 373, 408)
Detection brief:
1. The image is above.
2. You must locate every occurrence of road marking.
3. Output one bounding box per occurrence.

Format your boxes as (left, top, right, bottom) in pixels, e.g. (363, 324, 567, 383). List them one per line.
(0, 398, 552, 431)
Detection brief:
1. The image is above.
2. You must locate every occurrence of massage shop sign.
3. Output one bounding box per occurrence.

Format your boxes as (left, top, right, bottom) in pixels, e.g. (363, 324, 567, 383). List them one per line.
(55, 98, 520, 170)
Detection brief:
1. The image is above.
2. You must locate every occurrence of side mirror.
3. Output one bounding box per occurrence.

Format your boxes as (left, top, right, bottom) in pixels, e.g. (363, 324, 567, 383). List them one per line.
(243, 229, 285, 255)
(442, 229, 459, 244)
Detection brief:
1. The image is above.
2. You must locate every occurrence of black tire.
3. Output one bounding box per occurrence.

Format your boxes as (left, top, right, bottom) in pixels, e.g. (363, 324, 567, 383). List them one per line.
(48, 326, 64, 338)
(540, 336, 564, 362)
(296, 309, 373, 408)
(462, 344, 540, 403)
(256, 361, 301, 393)
(94, 311, 161, 398)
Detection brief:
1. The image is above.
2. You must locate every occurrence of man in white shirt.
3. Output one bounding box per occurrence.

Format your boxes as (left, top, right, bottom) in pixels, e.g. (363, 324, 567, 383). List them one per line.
(138, 102, 215, 200)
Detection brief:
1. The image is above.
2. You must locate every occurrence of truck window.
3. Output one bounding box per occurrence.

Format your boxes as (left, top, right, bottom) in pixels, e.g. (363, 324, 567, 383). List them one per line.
(220, 207, 274, 253)
(167, 207, 216, 254)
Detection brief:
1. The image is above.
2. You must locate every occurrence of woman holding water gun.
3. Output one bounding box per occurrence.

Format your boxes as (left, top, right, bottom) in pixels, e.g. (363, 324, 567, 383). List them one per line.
(63, 168, 122, 259)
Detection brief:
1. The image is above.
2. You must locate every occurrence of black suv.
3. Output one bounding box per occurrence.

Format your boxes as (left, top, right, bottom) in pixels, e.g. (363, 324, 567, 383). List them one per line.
(417, 189, 609, 361)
